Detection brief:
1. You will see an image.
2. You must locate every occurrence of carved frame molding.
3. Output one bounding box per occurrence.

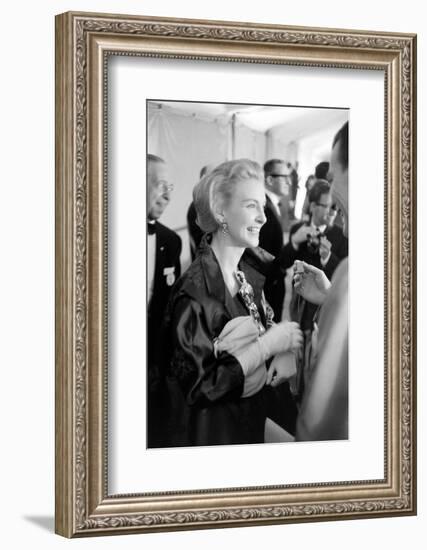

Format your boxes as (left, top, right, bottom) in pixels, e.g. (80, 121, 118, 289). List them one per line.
(55, 12, 416, 537)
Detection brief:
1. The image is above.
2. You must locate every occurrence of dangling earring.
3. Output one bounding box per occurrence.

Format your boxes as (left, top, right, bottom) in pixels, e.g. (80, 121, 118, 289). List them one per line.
(221, 221, 228, 235)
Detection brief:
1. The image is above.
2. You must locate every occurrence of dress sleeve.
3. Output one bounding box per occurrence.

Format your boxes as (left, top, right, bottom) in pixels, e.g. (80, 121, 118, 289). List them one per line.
(170, 295, 245, 406)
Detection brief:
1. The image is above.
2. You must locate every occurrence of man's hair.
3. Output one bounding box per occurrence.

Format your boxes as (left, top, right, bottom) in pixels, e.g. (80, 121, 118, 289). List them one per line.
(315, 161, 330, 180)
(147, 153, 165, 165)
(332, 122, 349, 171)
(263, 159, 286, 178)
(308, 179, 331, 205)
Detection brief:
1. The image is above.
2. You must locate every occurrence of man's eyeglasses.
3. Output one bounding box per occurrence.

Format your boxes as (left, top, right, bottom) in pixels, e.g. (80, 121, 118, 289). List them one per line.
(153, 180, 174, 193)
(270, 174, 291, 181)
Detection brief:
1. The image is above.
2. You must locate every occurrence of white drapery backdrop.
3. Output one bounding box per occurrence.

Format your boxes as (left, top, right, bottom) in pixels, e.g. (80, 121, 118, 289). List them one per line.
(147, 101, 348, 269)
(148, 102, 267, 268)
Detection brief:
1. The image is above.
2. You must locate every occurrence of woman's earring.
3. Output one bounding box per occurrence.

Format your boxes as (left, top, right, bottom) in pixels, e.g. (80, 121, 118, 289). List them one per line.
(221, 221, 229, 235)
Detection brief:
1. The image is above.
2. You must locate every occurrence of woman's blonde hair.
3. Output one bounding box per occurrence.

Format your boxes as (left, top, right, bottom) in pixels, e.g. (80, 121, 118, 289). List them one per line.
(193, 159, 264, 233)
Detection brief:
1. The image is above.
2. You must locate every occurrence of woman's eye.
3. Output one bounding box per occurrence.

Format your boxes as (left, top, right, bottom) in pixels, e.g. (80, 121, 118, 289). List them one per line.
(247, 203, 256, 208)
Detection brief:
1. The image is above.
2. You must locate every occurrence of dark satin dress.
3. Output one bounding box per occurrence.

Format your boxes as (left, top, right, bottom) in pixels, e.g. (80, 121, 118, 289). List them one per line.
(161, 238, 273, 447)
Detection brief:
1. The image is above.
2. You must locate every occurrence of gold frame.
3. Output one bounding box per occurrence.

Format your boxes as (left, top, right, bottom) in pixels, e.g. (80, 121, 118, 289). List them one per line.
(55, 11, 417, 538)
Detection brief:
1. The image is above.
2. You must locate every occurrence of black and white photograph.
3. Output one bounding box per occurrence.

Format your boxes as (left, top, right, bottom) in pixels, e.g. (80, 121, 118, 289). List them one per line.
(146, 100, 349, 449)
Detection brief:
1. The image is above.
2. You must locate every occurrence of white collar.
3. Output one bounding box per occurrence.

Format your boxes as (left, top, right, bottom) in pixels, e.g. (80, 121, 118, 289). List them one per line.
(266, 190, 282, 212)
(311, 222, 327, 233)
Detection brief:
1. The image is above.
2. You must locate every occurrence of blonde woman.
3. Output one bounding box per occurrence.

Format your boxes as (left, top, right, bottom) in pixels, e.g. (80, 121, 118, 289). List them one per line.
(162, 159, 302, 447)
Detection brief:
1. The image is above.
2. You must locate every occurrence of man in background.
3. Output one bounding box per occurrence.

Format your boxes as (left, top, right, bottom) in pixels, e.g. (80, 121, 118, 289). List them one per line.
(259, 158, 298, 435)
(281, 179, 348, 321)
(259, 158, 292, 322)
(147, 154, 182, 447)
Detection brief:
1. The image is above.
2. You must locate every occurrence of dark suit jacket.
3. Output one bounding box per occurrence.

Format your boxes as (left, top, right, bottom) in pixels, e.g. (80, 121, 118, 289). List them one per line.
(258, 195, 285, 322)
(281, 221, 348, 281)
(147, 221, 182, 446)
(257, 197, 300, 432)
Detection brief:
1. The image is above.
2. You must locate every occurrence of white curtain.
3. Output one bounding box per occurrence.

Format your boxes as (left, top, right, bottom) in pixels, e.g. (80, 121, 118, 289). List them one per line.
(148, 103, 229, 231)
(234, 123, 266, 165)
(267, 118, 348, 219)
(148, 104, 230, 270)
(148, 103, 268, 270)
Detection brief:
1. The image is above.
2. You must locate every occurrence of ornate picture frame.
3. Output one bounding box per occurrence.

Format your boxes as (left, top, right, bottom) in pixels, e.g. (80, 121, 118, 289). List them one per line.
(55, 11, 416, 537)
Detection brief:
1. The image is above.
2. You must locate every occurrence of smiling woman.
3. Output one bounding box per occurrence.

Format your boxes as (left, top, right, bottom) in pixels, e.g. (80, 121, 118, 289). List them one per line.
(152, 159, 303, 447)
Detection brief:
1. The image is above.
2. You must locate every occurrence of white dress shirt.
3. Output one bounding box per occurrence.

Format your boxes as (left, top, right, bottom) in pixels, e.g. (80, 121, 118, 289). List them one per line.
(265, 190, 282, 218)
(311, 223, 331, 266)
(147, 223, 156, 303)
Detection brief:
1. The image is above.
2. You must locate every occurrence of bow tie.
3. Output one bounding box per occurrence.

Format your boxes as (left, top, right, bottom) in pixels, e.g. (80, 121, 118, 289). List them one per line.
(313, 226, 325, 234)
(147, 222, 156, 235)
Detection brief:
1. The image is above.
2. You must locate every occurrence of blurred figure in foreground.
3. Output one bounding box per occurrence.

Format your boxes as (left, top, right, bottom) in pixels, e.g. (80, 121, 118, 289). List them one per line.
(294, 121, 349, 441)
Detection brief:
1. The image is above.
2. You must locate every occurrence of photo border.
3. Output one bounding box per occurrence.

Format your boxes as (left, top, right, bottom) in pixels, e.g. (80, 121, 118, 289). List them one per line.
(55, 11, 417, 537)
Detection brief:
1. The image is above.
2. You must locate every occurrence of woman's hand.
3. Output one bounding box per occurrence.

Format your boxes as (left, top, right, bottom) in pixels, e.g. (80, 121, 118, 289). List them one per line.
(293, 260, 331, 305)
(261, 321, 303, 357)
(266, 351, 297, 387)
